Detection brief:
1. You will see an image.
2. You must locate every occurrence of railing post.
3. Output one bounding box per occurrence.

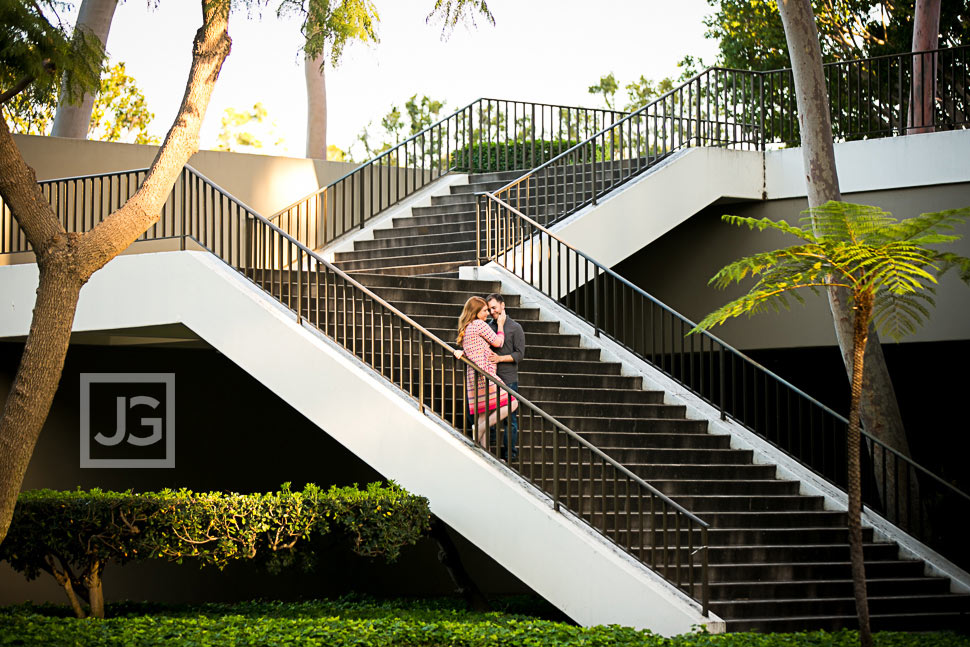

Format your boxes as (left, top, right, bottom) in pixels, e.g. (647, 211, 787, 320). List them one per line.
(758, 72, 766, 151)
(719, 345, 726, 420)
(179, 169, 186, 251)
(701, 526, 710, 616)
(552, 424, 560, 512)
(475, 193, 483, 266)
(593, 271, 600, 337)
(696, 77, 703, 147)
(418, 335, 425, 414)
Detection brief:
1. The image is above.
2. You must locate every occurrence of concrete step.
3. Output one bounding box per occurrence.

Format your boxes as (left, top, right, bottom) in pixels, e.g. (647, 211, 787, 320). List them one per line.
(334, 249, 476, 272)
(376, 219, 477, 239)
(334, 239, 476, 263)
(353, 231, 476, 252)
(349, 272, 503, 294)
(708, 576, 952, 601)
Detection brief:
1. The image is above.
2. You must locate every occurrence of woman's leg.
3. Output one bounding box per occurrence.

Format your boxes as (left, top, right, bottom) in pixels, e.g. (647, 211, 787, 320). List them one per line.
(477, 399, 519, 438)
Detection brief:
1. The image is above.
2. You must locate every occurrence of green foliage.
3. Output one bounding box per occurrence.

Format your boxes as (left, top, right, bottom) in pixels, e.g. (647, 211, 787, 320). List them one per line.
(1, 598, 969, 647)
(704, 0, 970, 71)
(278, 0, 380, 65)
(350, 93, 447, 162)
(3, 60, 159, 144)
(588, 72, 620, 110)
(692, 201, 970, 341)
(0, 484, 430, 617)
(425, 0, 495, 39)
(215, 101, 285, 153)
(451, 139, 593, 173)
(0, 0, 103, 111)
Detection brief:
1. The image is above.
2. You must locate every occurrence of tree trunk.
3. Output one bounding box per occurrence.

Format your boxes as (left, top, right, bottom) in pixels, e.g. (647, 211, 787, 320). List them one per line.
(0, 0, 232, 547)
(429, 516, 490, 611)
(908, 0, 941, 134)
(0, 250, 83, 548)
(848, 291, 873, 647)
(775, 0, 912, 489)
(44, 554, 88, 618)
(83, 560, 105, 619)
(305, 52, 328, 159)
(51, 0, 120, 139)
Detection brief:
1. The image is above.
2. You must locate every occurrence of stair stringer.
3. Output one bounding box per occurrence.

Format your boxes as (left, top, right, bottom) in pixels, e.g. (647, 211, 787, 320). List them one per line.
(463, 262, 970, 595)
(548, 147, 765, 269)
(0, 252, 723, 635)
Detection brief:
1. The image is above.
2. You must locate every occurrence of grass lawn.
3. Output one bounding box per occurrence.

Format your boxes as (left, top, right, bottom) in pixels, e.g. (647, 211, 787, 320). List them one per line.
(1, 597, 967, 646)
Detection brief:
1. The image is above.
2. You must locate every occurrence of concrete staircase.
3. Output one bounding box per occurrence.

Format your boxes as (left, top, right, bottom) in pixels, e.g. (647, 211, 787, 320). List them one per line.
(320, 172, 970, 632)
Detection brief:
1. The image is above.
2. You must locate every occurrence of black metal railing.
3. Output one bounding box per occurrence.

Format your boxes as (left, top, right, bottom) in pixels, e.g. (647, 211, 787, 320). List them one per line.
(266, 98, 626, 251)
(490, 45, 969, 231)
(1, 166, 710, 614)
(476, 191, 970, 567)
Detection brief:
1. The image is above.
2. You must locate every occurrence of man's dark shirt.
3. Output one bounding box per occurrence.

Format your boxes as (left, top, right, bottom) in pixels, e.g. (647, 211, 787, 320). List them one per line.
(488, 316, 525, 384)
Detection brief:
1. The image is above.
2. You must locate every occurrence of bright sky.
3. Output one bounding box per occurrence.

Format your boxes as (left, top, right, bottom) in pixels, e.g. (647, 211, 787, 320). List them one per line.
(97, 0, 721, 158)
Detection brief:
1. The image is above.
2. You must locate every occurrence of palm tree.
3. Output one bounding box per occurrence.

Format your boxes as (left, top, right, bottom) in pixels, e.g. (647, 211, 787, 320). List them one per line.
(692, 201, 969, 646)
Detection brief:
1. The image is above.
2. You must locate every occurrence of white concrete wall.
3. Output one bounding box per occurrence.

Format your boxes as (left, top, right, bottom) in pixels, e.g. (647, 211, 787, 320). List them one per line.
(550, 148, 765, 269)
(0, 252, 720, 635)
(766, 129, 970, 199)
(548, 130, 970, 271)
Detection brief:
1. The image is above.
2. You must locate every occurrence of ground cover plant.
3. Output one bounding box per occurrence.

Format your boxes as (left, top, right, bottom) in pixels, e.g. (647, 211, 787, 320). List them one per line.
(0, 597, 967, 647)
(0, 483, 429, 618)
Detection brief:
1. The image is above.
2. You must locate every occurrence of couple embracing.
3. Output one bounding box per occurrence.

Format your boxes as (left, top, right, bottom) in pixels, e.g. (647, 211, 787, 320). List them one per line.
(454, 293, 525, 459)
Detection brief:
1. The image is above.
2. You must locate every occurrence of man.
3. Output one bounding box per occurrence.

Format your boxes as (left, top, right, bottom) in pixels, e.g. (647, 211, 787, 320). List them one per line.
(486, 293, 525, 460)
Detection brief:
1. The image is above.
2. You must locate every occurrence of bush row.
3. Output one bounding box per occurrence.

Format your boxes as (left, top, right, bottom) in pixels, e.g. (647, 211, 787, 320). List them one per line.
(451, 140, 595, 172)
(0, 484, 430, 618)
(0, 598, 967, 647)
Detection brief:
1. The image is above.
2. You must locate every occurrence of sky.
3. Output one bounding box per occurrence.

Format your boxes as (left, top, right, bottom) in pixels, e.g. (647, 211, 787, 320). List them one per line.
(95, 0, 721, 158)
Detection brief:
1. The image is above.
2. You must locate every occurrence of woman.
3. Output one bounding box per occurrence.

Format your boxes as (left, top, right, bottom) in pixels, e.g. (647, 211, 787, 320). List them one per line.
(455, 296, 519, 447)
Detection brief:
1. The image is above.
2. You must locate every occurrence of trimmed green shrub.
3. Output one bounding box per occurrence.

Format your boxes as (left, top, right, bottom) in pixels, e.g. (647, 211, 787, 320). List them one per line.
(0, 483, 429, 619)
(0, 598, 967, 647)
(451, 139, 596, 173)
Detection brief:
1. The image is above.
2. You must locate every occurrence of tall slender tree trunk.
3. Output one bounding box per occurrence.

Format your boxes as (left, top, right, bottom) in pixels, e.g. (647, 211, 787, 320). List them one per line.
(775, 0, 912, 481)
(50, 0, 120, 138)
(0, 0, 232, 546)
(908, 0, 941, 134)
(848, 291, 874, 647)
(305, 52, 328, 159)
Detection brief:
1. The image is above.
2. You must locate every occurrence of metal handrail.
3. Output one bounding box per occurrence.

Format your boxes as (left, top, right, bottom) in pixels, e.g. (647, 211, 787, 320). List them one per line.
(477, 188, 970, 565)
(2, 165, 711, 613)
(490, 44, 969, 230)
(265, 97, 630, 251)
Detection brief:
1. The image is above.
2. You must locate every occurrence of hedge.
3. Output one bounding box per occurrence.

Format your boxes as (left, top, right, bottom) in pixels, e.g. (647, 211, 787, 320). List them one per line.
(451, 139, 597, 173)
(0, 484, 429, 619)
(0, 598, 967, 647)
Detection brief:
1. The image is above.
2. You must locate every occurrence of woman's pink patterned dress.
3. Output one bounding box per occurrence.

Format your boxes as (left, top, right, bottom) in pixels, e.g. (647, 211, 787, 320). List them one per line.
(461, 319, 511, 415)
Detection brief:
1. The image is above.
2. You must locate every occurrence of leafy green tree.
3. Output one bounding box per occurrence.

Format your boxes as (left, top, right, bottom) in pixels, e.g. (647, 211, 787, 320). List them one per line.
(694, 201, 970, 647)
(0, 0, 232, 548)
(215, 101, 285, 153)
(704, 0, 969, 71)
(51, 0, 119, 138)
(587, 72, 619, 110)
(4, 60, 158, 144)
(291, 0, 380, 159)
(350, 94, 447, 162)
(87, 62, 158, 144)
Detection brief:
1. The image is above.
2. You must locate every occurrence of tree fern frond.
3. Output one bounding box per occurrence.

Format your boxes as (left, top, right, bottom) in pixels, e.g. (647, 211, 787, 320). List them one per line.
(706, 245, 826, 290)
(803, 201, 895, 243)
(930, 251, 970, 285)
(722, 214, 817, 242)
(872, 291, 935, 341)
(879, 207, 970, 244)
